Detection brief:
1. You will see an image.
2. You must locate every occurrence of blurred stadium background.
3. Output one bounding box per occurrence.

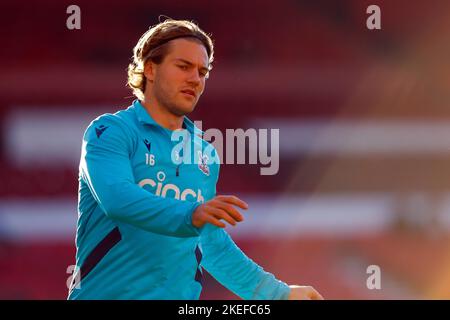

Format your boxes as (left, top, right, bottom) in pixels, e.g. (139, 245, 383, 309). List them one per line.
(1, 0, 450, 299)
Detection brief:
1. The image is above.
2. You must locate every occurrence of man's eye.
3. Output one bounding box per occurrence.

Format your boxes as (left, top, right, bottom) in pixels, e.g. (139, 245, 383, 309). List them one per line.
(178, 65, 188, 70)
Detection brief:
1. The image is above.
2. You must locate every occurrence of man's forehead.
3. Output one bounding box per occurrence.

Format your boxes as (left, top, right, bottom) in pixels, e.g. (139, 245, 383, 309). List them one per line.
(168, 39, 209, 66)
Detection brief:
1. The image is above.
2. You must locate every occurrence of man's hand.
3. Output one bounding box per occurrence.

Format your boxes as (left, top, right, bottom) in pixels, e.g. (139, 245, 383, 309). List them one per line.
(288, 285, 324, 300)
(192, 195, 248, 228)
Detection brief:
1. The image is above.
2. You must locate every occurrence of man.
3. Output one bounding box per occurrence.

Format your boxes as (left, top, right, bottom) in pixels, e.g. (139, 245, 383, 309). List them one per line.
(68, 18, 323, 300)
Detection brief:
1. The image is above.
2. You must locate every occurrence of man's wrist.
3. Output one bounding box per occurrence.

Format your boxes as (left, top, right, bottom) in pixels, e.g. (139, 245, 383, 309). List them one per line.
(185, 202, 204, 235)
(280, 283, 292, 300)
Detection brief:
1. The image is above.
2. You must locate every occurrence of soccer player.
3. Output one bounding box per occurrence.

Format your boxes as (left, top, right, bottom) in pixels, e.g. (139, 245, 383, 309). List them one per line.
(68, 18, 323, 300)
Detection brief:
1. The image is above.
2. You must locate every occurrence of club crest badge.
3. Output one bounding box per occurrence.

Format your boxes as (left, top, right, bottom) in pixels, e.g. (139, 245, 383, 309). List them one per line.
(197, 151, 210, 176)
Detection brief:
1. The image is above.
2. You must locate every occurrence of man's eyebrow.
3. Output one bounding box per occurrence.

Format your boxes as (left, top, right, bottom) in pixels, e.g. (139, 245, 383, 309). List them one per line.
(175, 58, 209, 72)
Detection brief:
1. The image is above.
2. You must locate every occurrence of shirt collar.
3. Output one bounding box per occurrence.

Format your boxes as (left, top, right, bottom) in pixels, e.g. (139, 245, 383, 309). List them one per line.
(133, 99, 204, 136)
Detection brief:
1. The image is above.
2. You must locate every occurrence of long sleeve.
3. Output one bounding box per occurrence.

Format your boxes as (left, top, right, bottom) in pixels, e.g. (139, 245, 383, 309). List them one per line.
(200, 224, 291, 300)
(80, 115, 201, 237)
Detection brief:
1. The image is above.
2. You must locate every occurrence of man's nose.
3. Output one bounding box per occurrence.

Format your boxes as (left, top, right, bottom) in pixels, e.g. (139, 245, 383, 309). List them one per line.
(187, 70, 201, 85)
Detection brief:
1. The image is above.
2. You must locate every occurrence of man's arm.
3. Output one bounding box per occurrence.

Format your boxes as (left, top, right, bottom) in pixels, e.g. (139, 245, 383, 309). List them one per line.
(80, 115, 201, 237)
(200, 224, 290, 300)
(196, 196, 323, 300)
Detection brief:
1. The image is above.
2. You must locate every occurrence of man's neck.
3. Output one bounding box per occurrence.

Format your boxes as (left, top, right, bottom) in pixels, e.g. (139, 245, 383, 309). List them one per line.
(141, 96, 184, 131)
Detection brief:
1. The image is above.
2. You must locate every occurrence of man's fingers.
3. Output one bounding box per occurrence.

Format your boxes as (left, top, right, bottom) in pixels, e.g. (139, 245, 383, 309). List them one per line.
(288, 285, 324, 300)
(309, 289, 324, 300)
(206, 206, 237, 226)
(203, 213, 226, 228)
(196, 196, 249, 228)
(216, 195, 249, 210)
(211, 200, 244, 222)
(314, 292, 324, 300)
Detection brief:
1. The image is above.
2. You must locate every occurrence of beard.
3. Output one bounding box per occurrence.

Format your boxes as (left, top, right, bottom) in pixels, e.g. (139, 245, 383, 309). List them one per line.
(153, 81, 197, 117)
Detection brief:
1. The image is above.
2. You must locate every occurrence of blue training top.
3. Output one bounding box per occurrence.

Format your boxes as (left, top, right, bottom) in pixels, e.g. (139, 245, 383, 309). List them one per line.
(68, 100, 290, 300)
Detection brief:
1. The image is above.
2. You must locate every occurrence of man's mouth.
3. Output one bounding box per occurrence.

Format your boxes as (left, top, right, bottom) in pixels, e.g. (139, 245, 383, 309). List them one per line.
(181, 89, 196, 98)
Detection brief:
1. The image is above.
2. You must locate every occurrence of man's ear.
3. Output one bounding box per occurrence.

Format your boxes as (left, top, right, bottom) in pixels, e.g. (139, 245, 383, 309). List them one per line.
(144, 61, 155, 83)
